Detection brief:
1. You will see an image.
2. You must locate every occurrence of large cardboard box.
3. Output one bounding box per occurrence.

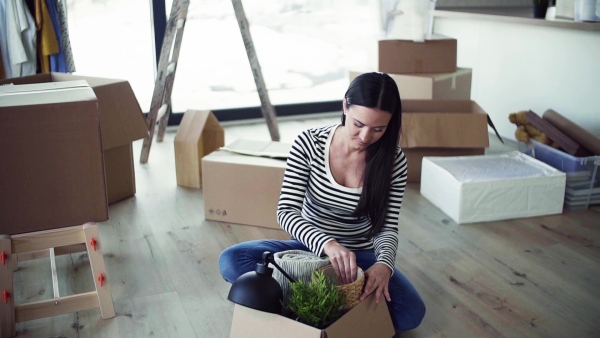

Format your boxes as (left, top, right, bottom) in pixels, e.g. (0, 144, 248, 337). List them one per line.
(420, 152, 566, 224)
(202, 140, 291, 229)
(0, 81, 108, 235)
(400, 100, 497, 182)
(175, 110, 224, 188)
(378, 35, 457, 74)
(0, 73, 148, 204)
(229, 293, 394, 338)
(349, 68, 471, 100)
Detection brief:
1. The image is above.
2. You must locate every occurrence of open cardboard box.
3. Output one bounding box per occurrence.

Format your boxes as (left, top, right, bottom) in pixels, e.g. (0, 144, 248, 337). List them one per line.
(230, 293, 394, 338)
(0, 73, 148, 204)
(202, 139, 292, 229)
(350, 68, 471, 100)
(0, 81, 108, 235)
(400, 100, 501, 182)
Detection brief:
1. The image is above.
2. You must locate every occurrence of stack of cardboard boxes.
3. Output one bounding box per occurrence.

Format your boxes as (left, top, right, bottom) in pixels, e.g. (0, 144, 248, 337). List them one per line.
(352, 34, 471, 101)
(361, 34, 498, 182)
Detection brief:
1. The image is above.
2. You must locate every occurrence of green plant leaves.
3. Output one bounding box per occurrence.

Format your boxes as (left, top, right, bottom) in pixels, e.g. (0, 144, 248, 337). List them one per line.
(285, 270, 346, 329)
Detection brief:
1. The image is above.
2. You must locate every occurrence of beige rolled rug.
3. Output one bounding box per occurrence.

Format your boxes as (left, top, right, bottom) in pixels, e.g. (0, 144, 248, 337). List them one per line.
(270, 250, 330, 306)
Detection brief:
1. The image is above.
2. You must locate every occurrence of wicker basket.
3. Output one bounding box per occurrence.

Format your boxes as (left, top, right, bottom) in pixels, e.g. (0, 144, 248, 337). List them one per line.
(314, 264, 365, 310)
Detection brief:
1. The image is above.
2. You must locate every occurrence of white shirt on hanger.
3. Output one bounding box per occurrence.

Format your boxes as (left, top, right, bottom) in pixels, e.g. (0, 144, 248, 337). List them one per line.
(0, 0, 12, 78)
(2, 0, 37, 78)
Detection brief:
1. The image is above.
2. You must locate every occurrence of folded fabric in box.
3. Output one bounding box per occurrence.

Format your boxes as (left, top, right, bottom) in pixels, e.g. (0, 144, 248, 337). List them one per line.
(420, 151, 566, 224)
(271, 250, 330, 307)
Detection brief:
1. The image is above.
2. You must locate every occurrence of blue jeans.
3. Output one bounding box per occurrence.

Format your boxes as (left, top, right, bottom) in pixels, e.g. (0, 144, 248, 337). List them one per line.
(219, 239, 426, 332)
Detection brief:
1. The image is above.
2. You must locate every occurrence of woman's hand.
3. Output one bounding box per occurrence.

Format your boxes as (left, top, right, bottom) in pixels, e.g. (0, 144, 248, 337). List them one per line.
(323, 240, 357, 284)
(360, 263, 392, 304)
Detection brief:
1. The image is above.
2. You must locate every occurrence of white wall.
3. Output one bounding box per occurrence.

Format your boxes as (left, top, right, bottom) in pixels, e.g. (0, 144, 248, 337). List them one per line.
(433, 17, 600, 140)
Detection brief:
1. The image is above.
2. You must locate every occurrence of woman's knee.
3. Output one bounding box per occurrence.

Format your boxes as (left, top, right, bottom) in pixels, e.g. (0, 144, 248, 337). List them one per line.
(388, 270, 426, 331)
(404, 296, 426, 331)
(218, 246, 240, 283)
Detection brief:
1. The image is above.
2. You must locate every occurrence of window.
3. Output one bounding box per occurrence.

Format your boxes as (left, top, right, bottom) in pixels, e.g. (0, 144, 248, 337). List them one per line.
(68, 0, 377, 114)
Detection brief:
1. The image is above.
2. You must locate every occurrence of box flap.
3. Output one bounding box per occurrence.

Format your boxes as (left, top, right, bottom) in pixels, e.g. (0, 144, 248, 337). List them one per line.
(0, 72, 53, 86)
(174, 110, 222, 143)
(0, 81, 97, 107)
(400, 100, 490, 149)
(221, 139, 292, 159)
(324, 293, 395, 338)
(53, 74, 148, 149)
(203, 149, 287, 169)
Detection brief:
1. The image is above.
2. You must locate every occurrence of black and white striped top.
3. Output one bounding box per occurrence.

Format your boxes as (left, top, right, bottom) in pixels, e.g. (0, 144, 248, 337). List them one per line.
(277, 124, 408, 271)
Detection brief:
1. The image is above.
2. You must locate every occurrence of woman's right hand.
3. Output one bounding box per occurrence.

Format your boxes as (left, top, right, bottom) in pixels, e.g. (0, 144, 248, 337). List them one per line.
(323, 240, 357, 284)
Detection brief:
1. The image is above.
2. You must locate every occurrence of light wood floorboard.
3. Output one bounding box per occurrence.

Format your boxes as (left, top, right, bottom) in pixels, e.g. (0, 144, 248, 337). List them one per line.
(13, 115, 600, 337)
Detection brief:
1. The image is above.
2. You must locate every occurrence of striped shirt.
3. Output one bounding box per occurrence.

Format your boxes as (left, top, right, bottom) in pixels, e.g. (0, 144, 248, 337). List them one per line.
(277, 124, 408, 271)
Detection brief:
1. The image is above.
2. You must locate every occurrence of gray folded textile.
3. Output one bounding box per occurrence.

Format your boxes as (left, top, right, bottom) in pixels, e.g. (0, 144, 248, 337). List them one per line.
(270, 250, 330, 306)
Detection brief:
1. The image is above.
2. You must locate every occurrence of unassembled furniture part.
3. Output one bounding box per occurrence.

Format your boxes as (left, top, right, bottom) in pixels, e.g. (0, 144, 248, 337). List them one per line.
(0, 223, 114, 338)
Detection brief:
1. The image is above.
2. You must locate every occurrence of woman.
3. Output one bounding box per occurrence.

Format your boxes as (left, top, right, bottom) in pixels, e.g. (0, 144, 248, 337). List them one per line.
(219, 72, 426, 332)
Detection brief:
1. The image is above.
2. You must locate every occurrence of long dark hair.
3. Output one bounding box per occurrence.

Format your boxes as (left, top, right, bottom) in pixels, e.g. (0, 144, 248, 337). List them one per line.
(342, 72, 402, 237)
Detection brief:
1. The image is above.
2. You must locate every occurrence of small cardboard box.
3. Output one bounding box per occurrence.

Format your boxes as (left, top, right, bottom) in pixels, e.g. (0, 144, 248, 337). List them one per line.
(202, 139, 291, 229)
(0, 73, 148, 204)
(349, 68, 471, 100)
(400, 100, 496, 182)
(229, 293, 394, 338)
(174, 110, 224, 188)
(0, 81, 108, 235)
(378, 35, 457, 74)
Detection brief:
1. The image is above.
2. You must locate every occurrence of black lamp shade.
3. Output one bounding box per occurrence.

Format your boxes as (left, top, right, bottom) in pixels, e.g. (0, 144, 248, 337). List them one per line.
(227, 267, 283, 314)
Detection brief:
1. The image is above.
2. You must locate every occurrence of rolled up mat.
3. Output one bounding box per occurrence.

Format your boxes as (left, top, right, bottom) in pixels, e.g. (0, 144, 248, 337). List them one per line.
(270, 250, 330, 307)
(543, 109, 600, 155)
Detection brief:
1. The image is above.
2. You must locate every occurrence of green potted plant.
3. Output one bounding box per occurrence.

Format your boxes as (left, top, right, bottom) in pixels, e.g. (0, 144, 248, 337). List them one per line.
(285, 270, 346, 329)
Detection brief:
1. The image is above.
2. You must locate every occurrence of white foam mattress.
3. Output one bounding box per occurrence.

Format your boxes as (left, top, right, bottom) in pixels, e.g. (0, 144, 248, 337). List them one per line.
(420, 151, 566, 224)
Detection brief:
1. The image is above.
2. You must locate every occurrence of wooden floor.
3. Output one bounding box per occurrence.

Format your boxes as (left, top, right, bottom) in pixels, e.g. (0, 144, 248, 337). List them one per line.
(13, 114, 600, 337)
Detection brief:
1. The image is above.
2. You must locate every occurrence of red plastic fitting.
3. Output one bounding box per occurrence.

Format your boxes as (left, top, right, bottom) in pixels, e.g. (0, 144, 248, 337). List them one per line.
(3, 290, 8, 304)
(1, 252, 6, 266)
(90, 238, 97, 251)
(98, 274, 104, 287)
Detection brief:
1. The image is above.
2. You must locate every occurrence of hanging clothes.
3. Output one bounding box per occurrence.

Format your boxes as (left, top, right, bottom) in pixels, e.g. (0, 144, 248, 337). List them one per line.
(0, 0, 37, 78)
(0, 48, 6, 79)
(35, 0, 59, 73)
(55, 0, 75, 73)
(45, 0, 67, 72)
(0, 1, 9, 78)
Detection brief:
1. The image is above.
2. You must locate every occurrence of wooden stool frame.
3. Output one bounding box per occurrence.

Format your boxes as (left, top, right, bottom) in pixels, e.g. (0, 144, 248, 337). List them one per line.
(0, 223, 114, 337)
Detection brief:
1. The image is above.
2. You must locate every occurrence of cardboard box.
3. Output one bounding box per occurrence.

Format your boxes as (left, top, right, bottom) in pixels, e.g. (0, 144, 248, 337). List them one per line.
(349, 68, 471, 100)
(175, 110, 224, 188)
(229, 293, 394, 338)
(202, 140, 291, 229)
(420, 152, 566, 224)
(0, 73, 148, 204)
(400, 100, 496, 182)
(0, 81, 108, 235)
(378, 35, 457, 74)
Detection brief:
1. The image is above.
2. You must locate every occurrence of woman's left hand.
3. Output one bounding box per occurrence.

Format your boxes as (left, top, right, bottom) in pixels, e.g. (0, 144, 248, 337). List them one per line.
(360, 263, 392, 304)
